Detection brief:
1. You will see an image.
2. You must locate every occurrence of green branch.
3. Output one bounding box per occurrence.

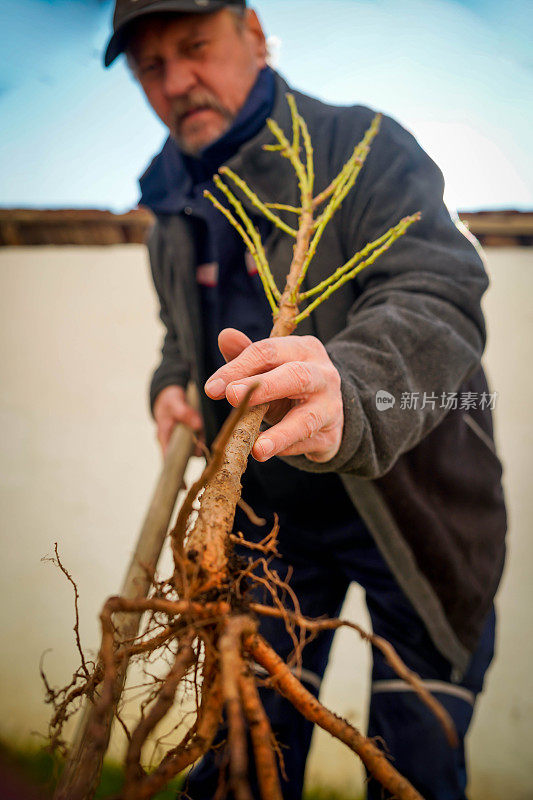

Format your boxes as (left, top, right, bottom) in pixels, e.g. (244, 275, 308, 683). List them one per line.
(299, 219, 410, 301)
(294, 213, 420, 324)
(286, 93, 301, 158)
(219, 166, 298, 239)
(299, 112, 315, 199)
(286, 94, 314, 203)
(265, 203, 303, 214)
(206, 95, 421, 335)
(316, 114, 381, 228)
(266, 118, 309, 205)
(204, 185, 280, 315)
(214, 176, 281, 305)
(293, 114, 382, 295)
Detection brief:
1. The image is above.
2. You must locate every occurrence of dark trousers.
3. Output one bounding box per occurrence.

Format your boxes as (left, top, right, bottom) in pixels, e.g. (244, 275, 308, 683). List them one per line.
(185, 503, 495, 800)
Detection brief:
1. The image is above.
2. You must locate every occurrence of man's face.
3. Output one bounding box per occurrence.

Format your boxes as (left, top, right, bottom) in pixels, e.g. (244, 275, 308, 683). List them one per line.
(128, 9, 267, 155)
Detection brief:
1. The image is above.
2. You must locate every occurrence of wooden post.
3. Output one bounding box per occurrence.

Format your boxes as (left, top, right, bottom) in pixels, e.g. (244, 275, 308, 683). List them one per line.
(54, 388, 198, 800)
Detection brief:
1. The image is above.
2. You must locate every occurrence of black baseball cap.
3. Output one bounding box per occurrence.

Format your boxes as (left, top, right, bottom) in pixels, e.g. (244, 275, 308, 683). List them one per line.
(104, 0, 247, 67)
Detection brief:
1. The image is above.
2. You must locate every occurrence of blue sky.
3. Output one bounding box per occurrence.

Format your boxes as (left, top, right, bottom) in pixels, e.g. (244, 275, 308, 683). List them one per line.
(0, 0, 531, 211)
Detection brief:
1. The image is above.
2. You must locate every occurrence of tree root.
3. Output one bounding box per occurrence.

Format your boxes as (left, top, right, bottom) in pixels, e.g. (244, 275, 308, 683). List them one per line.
(47, 562, 452, 800)
(245, 633, 425, 800)
(239, 668, 283, 800)
(46, 99, 432, 800)
(249, 603, 458, 748)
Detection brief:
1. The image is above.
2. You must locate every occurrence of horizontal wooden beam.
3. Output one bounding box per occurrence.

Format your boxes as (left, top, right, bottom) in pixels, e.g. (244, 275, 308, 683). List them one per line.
(459, 211, 533, 238)
(0, 208, 153, 247)
(0, 207, 531, 247)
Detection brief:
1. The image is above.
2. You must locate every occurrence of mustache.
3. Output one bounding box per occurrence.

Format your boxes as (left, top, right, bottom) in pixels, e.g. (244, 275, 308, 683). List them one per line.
(171, 92, 234, 125)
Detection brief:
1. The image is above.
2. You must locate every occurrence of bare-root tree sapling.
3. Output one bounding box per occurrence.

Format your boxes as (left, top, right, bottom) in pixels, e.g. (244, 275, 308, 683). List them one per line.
(46, 95, 457, 800)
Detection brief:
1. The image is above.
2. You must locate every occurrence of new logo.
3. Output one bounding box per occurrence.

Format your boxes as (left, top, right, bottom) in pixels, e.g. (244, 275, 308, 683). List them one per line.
(375, 390, 396, 411)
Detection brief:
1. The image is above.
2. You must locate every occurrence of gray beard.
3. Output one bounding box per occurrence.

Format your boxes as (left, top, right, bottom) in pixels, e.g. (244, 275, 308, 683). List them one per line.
(169, 101, 235, 156)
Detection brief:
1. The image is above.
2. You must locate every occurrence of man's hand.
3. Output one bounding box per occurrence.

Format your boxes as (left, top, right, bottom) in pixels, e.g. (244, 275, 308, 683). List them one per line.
(153, 385, 204, 456)
(204, 328, 344, 464)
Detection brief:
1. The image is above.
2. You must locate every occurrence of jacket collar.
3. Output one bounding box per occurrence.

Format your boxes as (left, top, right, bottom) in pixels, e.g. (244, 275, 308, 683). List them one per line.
(224, 70, 297, 209)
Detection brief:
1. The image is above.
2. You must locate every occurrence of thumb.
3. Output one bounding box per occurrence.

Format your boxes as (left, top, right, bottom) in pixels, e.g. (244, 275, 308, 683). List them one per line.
(218, 328, 253, 363)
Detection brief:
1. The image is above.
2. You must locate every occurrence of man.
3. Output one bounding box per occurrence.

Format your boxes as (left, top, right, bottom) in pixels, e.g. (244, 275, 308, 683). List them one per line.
(105, 3, 507, 798)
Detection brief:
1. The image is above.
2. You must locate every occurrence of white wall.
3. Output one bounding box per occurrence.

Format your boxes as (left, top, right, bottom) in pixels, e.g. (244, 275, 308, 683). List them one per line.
(0, 244, 531, 797)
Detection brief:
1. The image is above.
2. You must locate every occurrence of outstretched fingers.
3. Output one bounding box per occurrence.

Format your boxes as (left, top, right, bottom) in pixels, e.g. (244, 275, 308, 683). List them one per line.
(205, 335, 322, 399)
(253, 402, 342, 463)
(226, 360, 324, 407)
(204, 331, 344, 464)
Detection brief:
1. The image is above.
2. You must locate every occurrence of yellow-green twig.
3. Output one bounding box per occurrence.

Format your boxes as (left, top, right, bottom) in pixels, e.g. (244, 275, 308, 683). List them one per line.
(298, 112, 314, 199)
(317, 115, 381, 227)
(204, 187, 279, 314)
(294, 213, 420, 324)
(286, 94, 314, 203)
(265, 203, 303, 214)
(312, 113, 381, 217)
(266, 118, 309, 205)
(213, 176, 281, 306)
(293, 114, 381, 294)
(286, 94, 301, 157)
(299, 221, 407, 301)
(312, 177, 343, 209)
(203, 189, 254, 252)
(323, 147, 367, 218)
(219, 166, 298, 239)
